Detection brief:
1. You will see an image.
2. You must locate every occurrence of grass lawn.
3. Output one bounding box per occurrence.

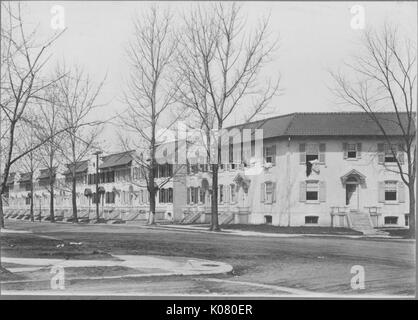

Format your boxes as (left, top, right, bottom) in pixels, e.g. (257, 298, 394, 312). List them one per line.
(221, 224, 363, 235)
(0, 232, 118, 261)
(377, 228, 411, 238)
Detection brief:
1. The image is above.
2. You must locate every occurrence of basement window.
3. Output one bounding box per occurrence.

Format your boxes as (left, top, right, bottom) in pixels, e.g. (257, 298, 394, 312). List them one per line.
(305, 216, 319, 224)
(384, 216, 398, 225)
(264, 215, 272, 225)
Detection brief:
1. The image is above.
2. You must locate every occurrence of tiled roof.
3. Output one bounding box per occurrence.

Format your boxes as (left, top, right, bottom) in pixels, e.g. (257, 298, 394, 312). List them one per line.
(63, 161, 89, 175)
(38, 168, 57, 180)
(228, 112, 415, 138)
(19, 172, 32, 182)
(100, 150, 134, 169)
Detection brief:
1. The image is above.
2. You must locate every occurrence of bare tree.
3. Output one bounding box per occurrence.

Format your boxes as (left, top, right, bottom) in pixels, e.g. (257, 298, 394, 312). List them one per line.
(15, 123, 42, 222)
(118, 5, 180, 224)
(331, 24, 416, 238)
(35, 86, 65, 223)
(0, 2, 65, 228)
(176, 3, 280, 231)
(55, 65, 105, 223)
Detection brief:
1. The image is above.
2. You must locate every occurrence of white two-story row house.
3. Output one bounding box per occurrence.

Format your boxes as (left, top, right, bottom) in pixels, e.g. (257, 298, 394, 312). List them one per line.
(180, 112, 414, 233)
(3, 112, 414, 232)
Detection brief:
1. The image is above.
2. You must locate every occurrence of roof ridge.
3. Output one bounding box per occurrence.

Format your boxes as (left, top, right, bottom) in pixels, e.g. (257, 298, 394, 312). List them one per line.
(227, 112, 296, 129)
(102, 149, 135, 158)
(230, 111, 413, 128)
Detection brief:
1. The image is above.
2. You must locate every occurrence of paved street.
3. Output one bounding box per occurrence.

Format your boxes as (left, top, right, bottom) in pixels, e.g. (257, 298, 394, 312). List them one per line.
(0, 221, 415, 297)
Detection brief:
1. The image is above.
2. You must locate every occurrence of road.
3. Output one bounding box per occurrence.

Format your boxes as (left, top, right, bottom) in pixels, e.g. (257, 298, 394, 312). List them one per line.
(1, 221, 415, 296)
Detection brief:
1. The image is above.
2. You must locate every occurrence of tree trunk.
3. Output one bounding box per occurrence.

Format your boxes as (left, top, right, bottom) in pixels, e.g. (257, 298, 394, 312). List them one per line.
(72, 174, 78, 223)
(408, 183, 415, 239)
(148, 171, 156, 225)
(210, 163, 220, 231)
(30, 178, 34, 222)
(0, 196, 4, 229)
(49, 180, 55, 223)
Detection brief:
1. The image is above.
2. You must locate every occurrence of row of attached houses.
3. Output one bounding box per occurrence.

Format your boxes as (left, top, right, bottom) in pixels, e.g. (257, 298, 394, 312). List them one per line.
(2, 112, 414, 232)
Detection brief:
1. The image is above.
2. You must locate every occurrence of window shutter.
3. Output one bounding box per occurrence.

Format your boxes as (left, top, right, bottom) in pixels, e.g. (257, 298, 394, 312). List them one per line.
(319, 181, 326, 202)
(398, 144, 404, 164)
(299, 144, 306, 164)
(319, 143, 326, 163)
(272, 182, 277, 203)
(343, 143, 348, 159)
(260, 183, 265, 203)
(398, 182, 405, 203)
(187, 187, 190, 204)
(299, 181, 306, 202)
(357, 143, 362, 158)
(378, 182, 385, 202)
(271, 145, 276, 165)
(377, 143, 385, 164)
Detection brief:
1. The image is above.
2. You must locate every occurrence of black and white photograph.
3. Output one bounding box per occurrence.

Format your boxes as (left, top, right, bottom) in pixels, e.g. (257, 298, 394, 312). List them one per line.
(0, 0, 416, 302)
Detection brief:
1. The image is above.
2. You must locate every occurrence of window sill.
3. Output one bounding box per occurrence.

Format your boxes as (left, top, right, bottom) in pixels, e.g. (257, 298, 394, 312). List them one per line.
(345, 158, 359, 161)
(384, 201, 400, 205)
(305, 201, 320, 204)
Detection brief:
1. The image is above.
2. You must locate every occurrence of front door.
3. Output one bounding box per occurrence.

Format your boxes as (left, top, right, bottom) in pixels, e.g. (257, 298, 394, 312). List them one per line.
(346, 184, 359, 210)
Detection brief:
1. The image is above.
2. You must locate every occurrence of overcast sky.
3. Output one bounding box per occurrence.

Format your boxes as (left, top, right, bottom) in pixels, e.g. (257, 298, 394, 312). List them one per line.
(20, 1, 418, 152)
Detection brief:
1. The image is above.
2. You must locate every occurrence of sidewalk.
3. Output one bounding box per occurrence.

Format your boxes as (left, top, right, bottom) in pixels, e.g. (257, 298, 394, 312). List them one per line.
(139, 223, 413, 241)
(1, 254, 233, 286)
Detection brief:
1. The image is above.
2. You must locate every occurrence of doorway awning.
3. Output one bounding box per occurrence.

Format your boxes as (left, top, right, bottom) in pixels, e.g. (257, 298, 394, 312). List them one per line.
(201, 178, 212, 191)
(340, 169, 366, 184)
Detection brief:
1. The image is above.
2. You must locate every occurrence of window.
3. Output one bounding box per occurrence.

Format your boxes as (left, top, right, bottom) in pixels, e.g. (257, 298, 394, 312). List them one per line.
(159, 189, 164, 203)
(306, 144, 319, 162)
(265, 182, 273, 203)
(168, 188, 173, 203)
(384, 216, 398, 225)
(405, 214, 409, 227)
(264, 145, 276, 165)
(347, 144, 357, 158)
(25, 196, 31, 205)
(343, 143, 361, 159)
(378, 143, 401, 164)
(190, 187, 198, 204)
(133, 168, 140, 180)
(264, 215, 272, 225)
(158, 188, 173, 204)
(306, 181, 319, 201)
(384, 145, 397, 163)
(219, 185, 224, 203)
(230, 184, 236, 203)
(199, 188, 205, 204)
(385, 181, 397, 201)
(105, 191, 115, 204)
(305, 216, 319, 224)
(300, 143, 326, 164)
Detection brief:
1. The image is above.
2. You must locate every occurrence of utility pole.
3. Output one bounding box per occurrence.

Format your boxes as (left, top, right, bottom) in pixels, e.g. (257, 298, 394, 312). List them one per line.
(93, 151, 102, 221)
